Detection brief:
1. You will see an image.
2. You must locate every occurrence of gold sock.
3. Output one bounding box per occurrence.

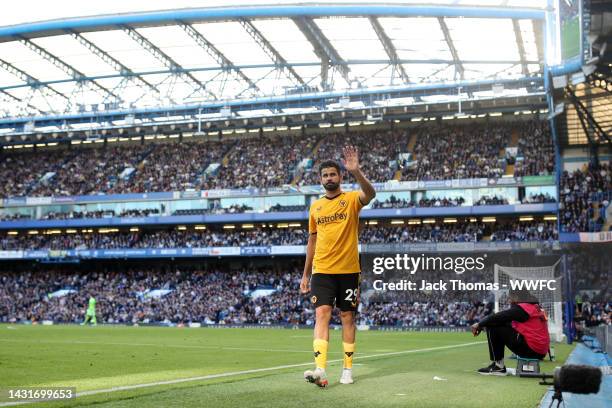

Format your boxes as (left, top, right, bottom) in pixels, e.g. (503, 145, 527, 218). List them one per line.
(343, 342, 355, 369)
(313, 339, 328, 370)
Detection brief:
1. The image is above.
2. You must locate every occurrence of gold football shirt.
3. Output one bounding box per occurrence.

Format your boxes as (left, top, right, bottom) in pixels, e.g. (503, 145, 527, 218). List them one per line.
(308, 191, 363, 274)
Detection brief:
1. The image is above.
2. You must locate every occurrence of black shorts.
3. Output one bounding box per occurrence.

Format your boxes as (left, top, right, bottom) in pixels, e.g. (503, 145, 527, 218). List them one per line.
(310, 273, 360, 312)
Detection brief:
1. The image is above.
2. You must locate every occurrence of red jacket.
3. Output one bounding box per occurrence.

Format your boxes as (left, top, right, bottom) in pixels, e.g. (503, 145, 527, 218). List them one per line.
(512, 303, 550, 355)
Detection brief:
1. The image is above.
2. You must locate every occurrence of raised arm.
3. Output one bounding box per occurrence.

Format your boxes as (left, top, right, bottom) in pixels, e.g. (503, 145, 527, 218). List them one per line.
(342, 145, 376, 205)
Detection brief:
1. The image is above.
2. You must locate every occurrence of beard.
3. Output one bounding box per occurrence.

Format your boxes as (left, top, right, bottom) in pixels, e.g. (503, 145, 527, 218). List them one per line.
(323, 181, 339, 191)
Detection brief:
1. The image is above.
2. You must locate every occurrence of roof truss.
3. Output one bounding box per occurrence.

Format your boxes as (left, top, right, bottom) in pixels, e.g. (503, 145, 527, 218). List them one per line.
(0, 56, 69, 103)
(180, 22, 260, 95)
(70, 31, 162, 97)
(369, 17, 410, 84)
(122, 26, 217, 100)
(20, 38, 119, 102)
(239, 19, 305, 87)
(438, 17, 464, 81)
(293, 17, 351, 90)
(512, 19, 529, 76)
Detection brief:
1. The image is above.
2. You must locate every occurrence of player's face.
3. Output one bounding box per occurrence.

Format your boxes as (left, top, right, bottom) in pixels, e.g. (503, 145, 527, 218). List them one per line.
(320, 167, 341, 191)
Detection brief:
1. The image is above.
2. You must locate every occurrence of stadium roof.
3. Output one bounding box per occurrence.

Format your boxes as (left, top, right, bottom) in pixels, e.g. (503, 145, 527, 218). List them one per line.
(0, 2, 547, 115)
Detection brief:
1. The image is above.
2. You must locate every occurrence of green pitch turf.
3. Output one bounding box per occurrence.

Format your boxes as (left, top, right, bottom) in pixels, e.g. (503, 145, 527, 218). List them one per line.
(561, 16, 581, 61)
(0, 324, 573, 407)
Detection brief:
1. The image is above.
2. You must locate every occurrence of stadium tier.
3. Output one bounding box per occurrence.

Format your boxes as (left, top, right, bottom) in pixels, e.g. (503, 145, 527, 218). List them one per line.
(0, 264, 492, 326)
(0, 120, 554, 198)
(0, 219, 559, 251)
(0, 122, 608, 238)
(1, 260, 608, 326)
(560, 163, 611, 232)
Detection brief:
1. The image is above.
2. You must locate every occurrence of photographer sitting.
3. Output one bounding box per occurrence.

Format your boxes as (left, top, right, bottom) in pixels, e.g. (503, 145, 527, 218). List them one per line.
(472, 290, 549, 375)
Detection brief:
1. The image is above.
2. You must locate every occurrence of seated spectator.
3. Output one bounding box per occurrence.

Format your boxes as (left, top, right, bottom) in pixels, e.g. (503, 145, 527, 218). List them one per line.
(0, 219, 558, 251)
(559, 163, 611, 232)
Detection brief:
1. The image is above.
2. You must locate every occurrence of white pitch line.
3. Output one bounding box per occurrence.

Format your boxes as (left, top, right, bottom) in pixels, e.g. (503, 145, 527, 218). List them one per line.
(0, 341, 484, 407)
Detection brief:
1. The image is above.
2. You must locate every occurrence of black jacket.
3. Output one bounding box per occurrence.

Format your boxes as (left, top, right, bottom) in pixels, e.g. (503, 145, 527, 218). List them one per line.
(478, 303, 529, 327)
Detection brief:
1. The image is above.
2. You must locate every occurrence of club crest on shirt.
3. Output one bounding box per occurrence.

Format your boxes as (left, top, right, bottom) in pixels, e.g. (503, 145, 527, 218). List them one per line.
(311, 295, 317, 304)
(339, 200, 347, 207)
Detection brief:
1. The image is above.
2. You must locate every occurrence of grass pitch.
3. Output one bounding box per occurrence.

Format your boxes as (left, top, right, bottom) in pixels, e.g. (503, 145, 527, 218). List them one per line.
(0, 324, 572, 407)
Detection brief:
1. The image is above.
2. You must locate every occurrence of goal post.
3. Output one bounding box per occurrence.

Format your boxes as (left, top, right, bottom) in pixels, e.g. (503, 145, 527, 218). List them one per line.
(493, 260, 564, 342)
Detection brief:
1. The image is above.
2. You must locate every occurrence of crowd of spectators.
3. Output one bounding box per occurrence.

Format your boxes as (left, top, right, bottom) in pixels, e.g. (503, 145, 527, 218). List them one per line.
(0, 213, 31, 221)
(0, 220, 558, 250)
(575, 296, 611, 337)
(559, 163, 611, 232)
(0, 265, 493, 326)
(1, 205, 259, 222)
(30, 145, 151, 197)
(3, 264, 606, 327)
(268, 204, 307, 212)
(44, 208, 161, 220)
(132, 228, 306, 248)
(488, 221, 557, 242)
(578, 301, 611, 327)
(204, 134, 320, 189)
(3, 239, 609, 327)
(569, 248, 610, 303)
(0, 149, 75, 198)
(299, 130, 408, 185)
(521, 193, 556, 204)
(359, 301, 488, 327)
(0, 204, 296, 221)
(474, 195, 509, 206)
(0, 121, 557, 198)
(361, 221, 556, 243)
(172, 204, 253, 216)
(1, 208, 162, 221)
(110, 141, 228, 193)
(401, 123, 509, 180)
(360, 222, 484, 243)
(371, 195, 465, 209)
(513, 121, 555, 177)
(0, 227, 308, 250)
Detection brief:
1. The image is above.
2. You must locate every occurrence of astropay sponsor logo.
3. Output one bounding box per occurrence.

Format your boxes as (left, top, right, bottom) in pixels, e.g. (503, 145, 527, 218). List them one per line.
(316, 212, 347, 225)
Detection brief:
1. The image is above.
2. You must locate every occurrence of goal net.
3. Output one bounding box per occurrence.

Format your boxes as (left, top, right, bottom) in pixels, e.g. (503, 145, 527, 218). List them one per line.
(494, 261, 564, 342)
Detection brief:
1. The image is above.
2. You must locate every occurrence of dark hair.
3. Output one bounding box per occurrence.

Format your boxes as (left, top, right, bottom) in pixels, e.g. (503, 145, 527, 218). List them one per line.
(508, 289, 539, 304)
(319, 160, 341, 175)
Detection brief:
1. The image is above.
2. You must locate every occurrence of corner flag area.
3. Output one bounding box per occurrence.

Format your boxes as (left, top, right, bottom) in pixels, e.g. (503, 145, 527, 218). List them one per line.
(0, 325, 573, 407)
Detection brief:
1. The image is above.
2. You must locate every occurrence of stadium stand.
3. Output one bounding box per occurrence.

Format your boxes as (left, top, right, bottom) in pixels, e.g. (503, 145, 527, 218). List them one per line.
(403, 123, 506, 180)
(2, 263, 606, 327)
(298, 130, 408, 185)
(0, 220, 558, 250)
(110, 141, 229, 193)
(512, 120, 556, 177)
(0, 149, 76, 198)
(474, 196, 510, 206)
(521, 193, 556, 204)
(268, 204, 307, 212)
(559, 163, 611, 232)
(202, 133, 320, 189)
(0, 264, 489, 326)
(172, 204, 253, 216)
(0, 121, 558, 198)
(371, 196, 466, 208)
(31, 145, 152, 197)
